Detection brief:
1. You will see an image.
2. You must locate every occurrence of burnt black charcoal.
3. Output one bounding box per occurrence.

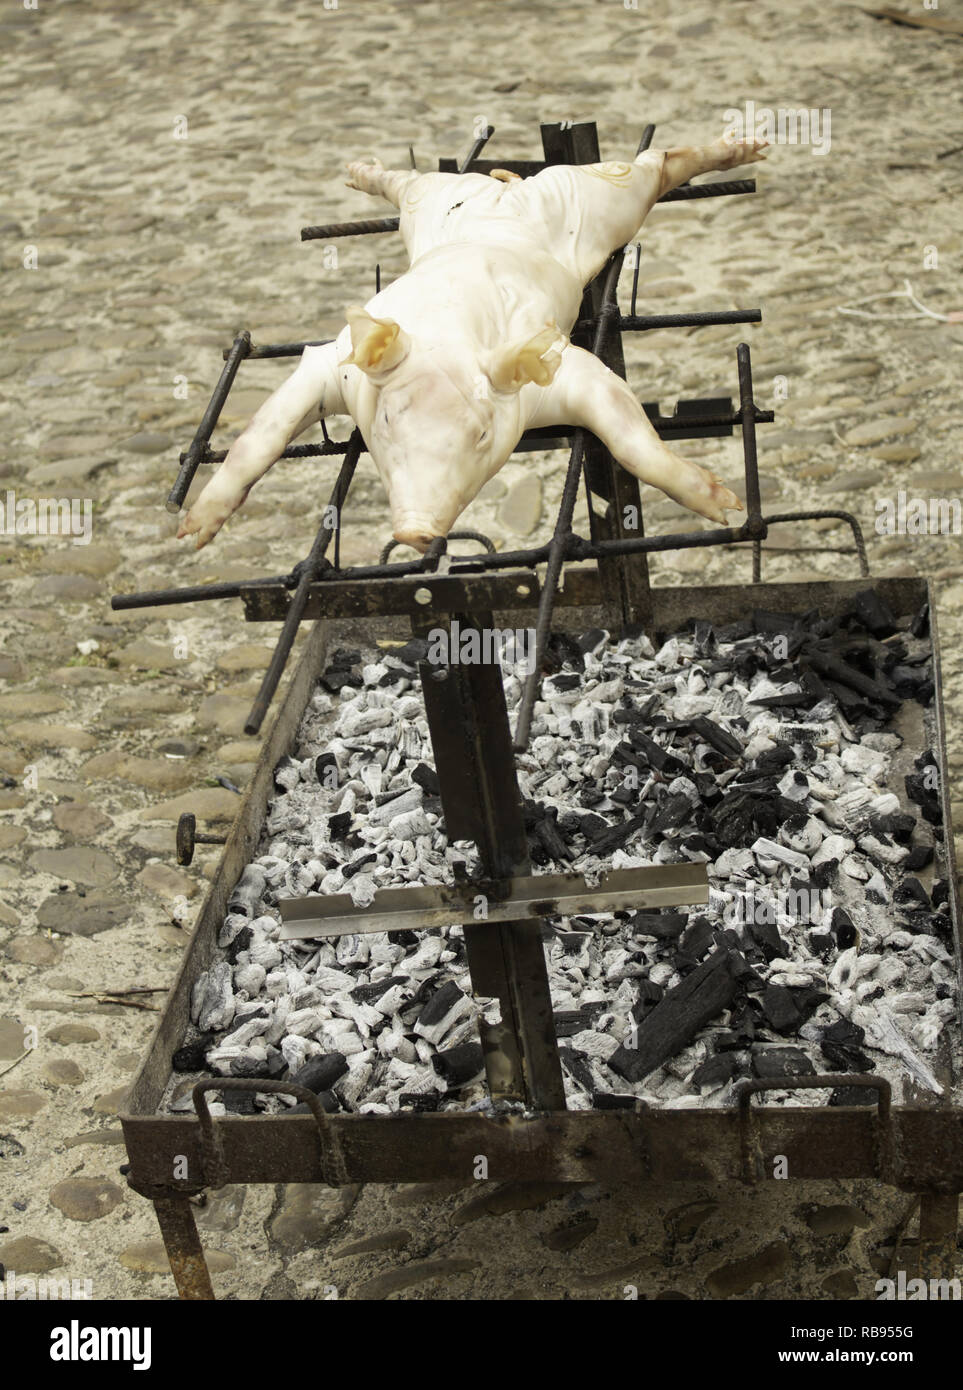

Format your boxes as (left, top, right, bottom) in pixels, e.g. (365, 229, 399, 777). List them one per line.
(631, 980, 665, 1021)
(868, 811, 916, 844)
(314, 752, 338, 784)
(751, 742, 796, 772)
(715, 617, 755, 642)
(751, 1047, 814, 1079)
(849, 589, 898, 639)
(342, 853, 377, 880)
(904, 771, 941, 825)
(592, 1092, 639, 1110)
(584, 812, 647, 857)
(759, 985, 803, 1035)
(350, 974, 412, 1004)
(387, 930, 419, 946)
(322, 668, 363, 693)
(327, 811, 353, 841)
(932, 879, 950, 908)
(379, 664, 415, 684)
(554, 1010, 590, 1038)
(395, 637, 429, 666)
(608, 949, 737, 1083)
(548, 672, 582, 691)
(649, 793, 694, 834)
(894, 877, 929, 908)
(411, 762, 440, 795)
(578, 784, 606, 809)
(172, 1033, 218, 1072)
(226, 925, 253, 965)
(904, 845, 934, 871)
(828, 1086, 879, 1107)
(808, 929, 834, 960)
(626, 729, 689, 777)
(910, 603, 930, 639)
(691, 1051, 741, 1089)
(747, 918, 787, 962)
(399, 1093, 440, 1112)
(291, 1052, 349, 1094)
(577, 627, 608, 654)
(416, 979, 465, 1030)
(629, 910, 688, 940)
(289, 1090, 340, 1115)
(832, 908, 858, 950)
(677, 915, 714, 961)
(544, 631, 585, 673)
(432, 1042, 485, 1088)
(559, 1046, 596, 1093)
(821, 1040, 874, 1072)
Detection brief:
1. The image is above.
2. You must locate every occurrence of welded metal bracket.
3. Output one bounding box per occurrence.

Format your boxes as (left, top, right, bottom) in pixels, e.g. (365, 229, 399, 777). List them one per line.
(278, 862, 709, 941)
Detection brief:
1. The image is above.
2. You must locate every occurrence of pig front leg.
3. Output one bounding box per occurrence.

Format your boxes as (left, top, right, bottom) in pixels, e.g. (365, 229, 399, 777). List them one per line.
(345, 158, 418, 208)
(529, 346, 743, 526)
(177, 342, 346, 550)
(659, 133, 768, 196)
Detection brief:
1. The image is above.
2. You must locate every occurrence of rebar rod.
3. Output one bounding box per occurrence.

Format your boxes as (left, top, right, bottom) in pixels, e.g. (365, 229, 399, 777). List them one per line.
(243, 429, 364, 735)
(166, 330, 251, 513)
(512, 253, 624, 749)
(227, 339, 331, 360)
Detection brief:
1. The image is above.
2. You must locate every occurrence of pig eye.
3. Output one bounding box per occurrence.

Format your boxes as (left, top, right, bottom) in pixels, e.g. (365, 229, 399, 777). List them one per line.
(478, 429, 490, 444)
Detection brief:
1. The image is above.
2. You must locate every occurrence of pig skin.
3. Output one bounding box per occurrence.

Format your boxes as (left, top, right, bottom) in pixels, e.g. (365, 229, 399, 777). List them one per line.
(178, 133, 767, 552)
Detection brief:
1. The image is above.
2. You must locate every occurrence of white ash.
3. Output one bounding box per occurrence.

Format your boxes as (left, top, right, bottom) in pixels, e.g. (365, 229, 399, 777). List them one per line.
(170, 615, 960, 1119)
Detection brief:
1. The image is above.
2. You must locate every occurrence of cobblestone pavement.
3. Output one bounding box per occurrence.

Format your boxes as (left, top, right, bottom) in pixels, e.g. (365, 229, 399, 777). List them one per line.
(2, 0, 962, 1301)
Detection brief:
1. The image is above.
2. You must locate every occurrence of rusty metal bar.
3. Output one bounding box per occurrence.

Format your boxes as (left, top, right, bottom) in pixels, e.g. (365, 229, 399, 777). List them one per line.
(917, 1192, 959, 1282)
(224, 339, 331, 360)
(152, 1196, 215, 1301)
(243, 428, 363, 736)
(166, 329, 251, 514)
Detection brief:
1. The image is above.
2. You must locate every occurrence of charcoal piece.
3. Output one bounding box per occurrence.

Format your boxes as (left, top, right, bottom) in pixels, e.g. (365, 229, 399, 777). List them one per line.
(828, 1086, 878, 1107)
(350, 974, 412, 1004)
(751, 743, 796, 772)
(868, 811, 916, 844)
(342, 853, 377, 881)
(578, 784, 606, 809)
(584, 812, 647, 857)
(932, 879, 949, 908)
(692, 619, 715, 655)
(904, 771, 941, 825)
(291, 1053, 349, 1094)
(226, 925, 253, 965)
(555, 931, 594, 955)
(613, 694, 662, 725)
(682, 833, 721, 857)
(649, 793, 694, 834)
(578, 812, 613, 841)
(609, 784, 637, 808)
(793, 987, 829, 1025)
(715, 618, 755, 642)
(399, 1093, 440, 1112)
(379, 664, 415, 685)
(759, 985, 803, 1035)
(172, 1033, 218, 1073)
(824, 1018, 866, 1047)
(388, 929, 419, 946)
(628, 910, 688, 940)
(677, 915, 713, 962)
(577, 627, 608, 654)
(727, 951, 763, 990)
(395, 637, 429, 666)
(820, 1040, 874, 1073)
(627, 728, 688, 777)
(229, 1054, 279, 1079)
(849, 589, 898, 639)
(808, 930, 834, 961)
(807, 648, 900, 708)
(747, 918, 787, 962)
(691, 1051, 741, 1090)
(910, 603, 930, 639)
(290, 1090, 340, 1115)
(751, 1047, 814, 1079)
(894, 876, 929, 908)
(544, 630, 585, 673)
(321, 668, 363, 693)
(904, 844, 933, 871)
(533, 811, 571, 862)
(327, 811, 353, 841)
(556, 812, 584, 841)
(592, 1092, 639, 1110)
(314, 752, 338, 784)
(411, 762, 440, 795)
(432, 1041, 485, 1088)
(832, 908, 857, 950)
(415, 980, 466, 1034)
(548, 672, 582, 692)
(559, 1046, 596, 1093)
(630, 979, 665, 1021)
(554, 1011, 590, 1038)
(608, 949, 737, 1084)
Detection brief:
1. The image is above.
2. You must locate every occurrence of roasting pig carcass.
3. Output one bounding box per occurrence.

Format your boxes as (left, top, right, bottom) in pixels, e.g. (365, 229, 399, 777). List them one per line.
(178, 133, 767, 553)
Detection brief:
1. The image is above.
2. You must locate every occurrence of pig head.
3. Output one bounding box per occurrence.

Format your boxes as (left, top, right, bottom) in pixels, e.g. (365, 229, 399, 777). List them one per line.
(340, 301, 568, 550)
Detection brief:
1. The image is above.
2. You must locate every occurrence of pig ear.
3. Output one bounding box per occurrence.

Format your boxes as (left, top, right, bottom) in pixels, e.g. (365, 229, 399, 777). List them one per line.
(343, 304, 411, 374)
(484, 324, 566, 393)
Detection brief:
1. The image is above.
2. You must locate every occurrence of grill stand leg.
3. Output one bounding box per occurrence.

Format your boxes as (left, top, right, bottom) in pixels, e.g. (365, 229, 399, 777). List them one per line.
(153, 1196, 216, 1300)
(917, 1191, 959, 1283)
(417, 610, 567, 1110)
